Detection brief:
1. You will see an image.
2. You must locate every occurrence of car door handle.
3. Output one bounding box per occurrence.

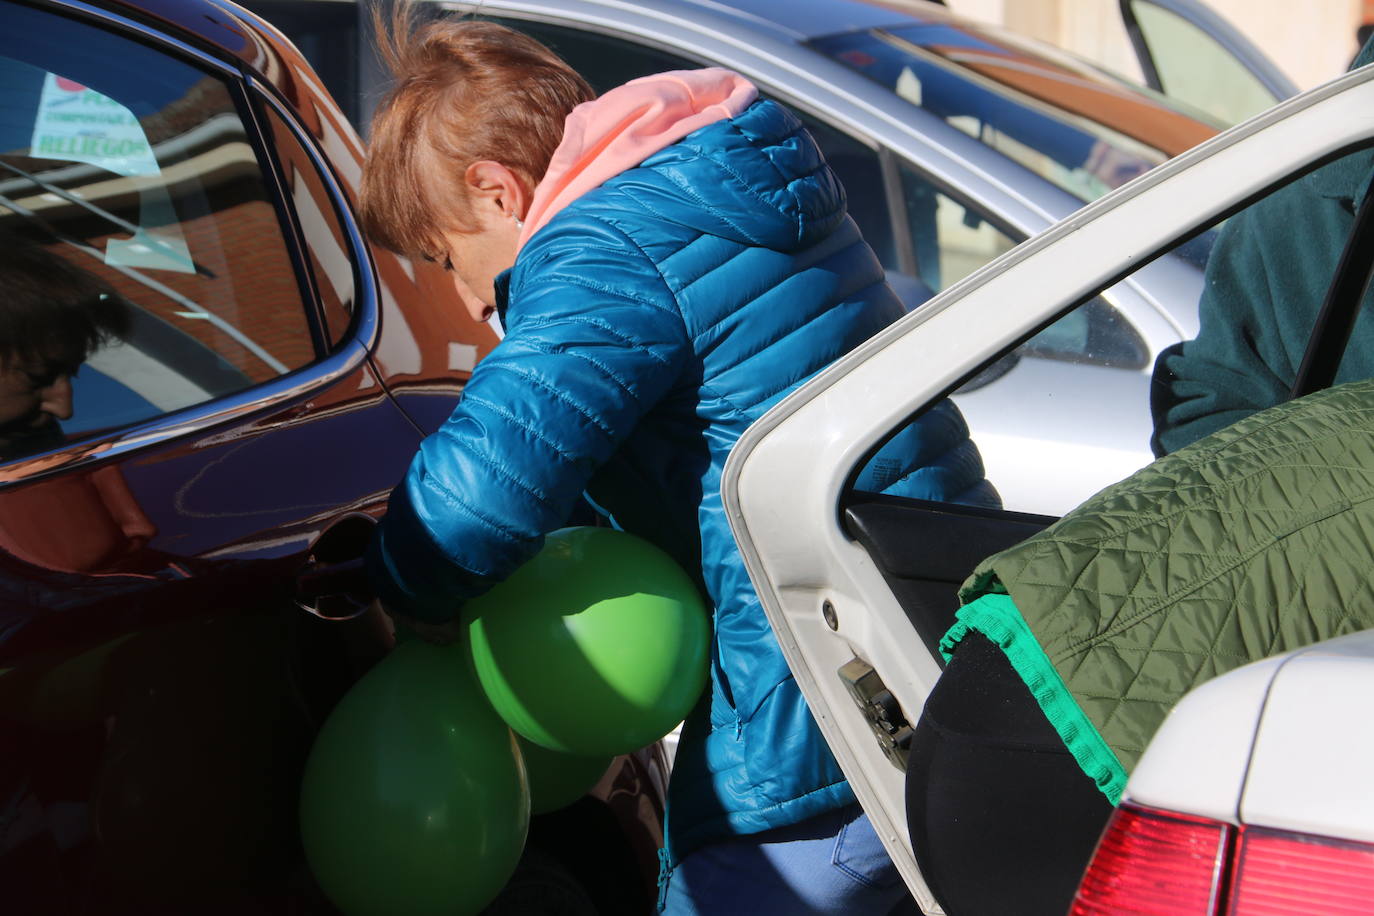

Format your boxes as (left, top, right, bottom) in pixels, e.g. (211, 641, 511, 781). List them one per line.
(296, 556, 368, 600)
(295, 514, 376, 620)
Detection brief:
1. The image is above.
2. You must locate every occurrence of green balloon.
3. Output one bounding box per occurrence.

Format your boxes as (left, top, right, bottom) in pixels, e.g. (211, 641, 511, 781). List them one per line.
(466, 527, 710, 756)
(300, 640, 530, 916)
(516, 736, 613, 814)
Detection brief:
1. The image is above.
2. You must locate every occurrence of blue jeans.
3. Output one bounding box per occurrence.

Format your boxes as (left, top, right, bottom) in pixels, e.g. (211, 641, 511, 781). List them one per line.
(658, 803, 909, 915)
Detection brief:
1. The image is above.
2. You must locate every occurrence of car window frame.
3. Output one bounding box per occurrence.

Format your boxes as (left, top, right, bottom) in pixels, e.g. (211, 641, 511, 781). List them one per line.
(0, 0, 379, 487)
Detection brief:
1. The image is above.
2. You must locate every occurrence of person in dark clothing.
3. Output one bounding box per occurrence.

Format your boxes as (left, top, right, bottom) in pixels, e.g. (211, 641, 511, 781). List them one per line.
(1152, 39, 1374, 456)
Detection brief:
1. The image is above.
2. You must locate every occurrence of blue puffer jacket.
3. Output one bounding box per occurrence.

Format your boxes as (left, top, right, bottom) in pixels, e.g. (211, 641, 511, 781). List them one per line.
(367, 99, 995, 859)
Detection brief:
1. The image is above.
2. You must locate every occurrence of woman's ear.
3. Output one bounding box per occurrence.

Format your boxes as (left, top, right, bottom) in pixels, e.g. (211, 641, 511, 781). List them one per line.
(464, 160, 530, 223)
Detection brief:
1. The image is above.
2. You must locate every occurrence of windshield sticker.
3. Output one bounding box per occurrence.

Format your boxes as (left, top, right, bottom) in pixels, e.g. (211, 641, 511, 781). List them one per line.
(29, 73, 158, 177)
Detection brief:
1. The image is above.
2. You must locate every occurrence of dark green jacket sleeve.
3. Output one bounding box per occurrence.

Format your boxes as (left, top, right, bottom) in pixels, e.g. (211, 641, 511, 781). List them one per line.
(1153, 190, 1307, 455)
(1154, 40, 1374, 455)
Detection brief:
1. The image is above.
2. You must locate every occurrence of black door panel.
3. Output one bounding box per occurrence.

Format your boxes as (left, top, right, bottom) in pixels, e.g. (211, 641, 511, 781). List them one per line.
(844, 494, 1054, 660)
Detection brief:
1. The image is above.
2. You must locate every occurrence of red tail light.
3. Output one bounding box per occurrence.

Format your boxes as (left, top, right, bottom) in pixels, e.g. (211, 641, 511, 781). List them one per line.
(1071, 803, 1374, 916)
(1071, 804, 1230, 915)
(1229, 827, 1374, 914)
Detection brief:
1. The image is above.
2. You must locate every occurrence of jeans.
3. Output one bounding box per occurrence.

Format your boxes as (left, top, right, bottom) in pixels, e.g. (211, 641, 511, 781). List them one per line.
(658, 803, 909, 915)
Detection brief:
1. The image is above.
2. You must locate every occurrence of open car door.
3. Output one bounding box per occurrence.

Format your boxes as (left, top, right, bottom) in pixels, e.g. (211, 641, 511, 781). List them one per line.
(722, 61, 1374, 913)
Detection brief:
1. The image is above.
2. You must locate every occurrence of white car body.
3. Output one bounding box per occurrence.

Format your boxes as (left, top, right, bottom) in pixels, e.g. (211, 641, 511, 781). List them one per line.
(723, 60, 1374, 912)
(1128, 629, 1374, 844)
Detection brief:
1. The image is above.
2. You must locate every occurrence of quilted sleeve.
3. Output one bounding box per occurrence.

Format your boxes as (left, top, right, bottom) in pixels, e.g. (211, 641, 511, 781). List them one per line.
(367, 222, 690, 623)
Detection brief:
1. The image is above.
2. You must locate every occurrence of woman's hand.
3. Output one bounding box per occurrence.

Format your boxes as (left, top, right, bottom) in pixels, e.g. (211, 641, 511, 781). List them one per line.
(375, 600, 466, 646)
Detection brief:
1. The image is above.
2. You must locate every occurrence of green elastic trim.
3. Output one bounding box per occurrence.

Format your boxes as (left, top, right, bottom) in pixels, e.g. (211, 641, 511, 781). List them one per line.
(941, 593, 1129, 804)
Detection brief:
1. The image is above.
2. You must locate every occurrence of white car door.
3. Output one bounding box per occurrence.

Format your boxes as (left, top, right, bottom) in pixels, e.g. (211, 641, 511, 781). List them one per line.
(722, 62, 1374, 912)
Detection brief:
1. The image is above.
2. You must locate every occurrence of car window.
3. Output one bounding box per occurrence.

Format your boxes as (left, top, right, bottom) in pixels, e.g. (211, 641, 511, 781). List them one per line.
(898, 161, 1017, 292)
(482, 16, 1144, 385)
(781, 115, 897, 273)
(483, 17, 693, 95)
(1125, 0, 1279, 126)
(854, 144, 1374, 517)
(0, 2, 323, 465)
(896, 160, 1144, 373)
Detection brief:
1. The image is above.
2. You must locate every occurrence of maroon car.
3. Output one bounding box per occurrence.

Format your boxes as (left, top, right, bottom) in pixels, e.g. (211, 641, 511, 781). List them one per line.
(0, 0, 665, 911)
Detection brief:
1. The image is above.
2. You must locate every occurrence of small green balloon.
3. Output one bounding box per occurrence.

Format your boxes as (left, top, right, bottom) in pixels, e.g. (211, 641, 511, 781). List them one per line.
(300, 640, 530, 916)
(517, 736, 613, 814)
(466, 527, 710, 756)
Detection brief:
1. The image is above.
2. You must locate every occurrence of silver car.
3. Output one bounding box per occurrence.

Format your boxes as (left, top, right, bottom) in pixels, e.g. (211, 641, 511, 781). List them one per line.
(246, 0, 1230, 513)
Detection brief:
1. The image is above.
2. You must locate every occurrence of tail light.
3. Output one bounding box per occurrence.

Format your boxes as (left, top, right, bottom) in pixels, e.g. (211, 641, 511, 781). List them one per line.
(1070, 805, 1229, 915)
(1071, 803, 1374, 915)
(1229, 827, 1374, 914)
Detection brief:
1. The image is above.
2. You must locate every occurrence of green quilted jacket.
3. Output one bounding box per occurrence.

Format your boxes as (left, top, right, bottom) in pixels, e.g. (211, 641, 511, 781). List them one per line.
(943, 378, 1374, 803)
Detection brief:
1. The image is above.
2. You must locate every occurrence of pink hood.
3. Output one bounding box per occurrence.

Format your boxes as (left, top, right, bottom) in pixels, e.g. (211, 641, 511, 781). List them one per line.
(516, 68, 758, 252)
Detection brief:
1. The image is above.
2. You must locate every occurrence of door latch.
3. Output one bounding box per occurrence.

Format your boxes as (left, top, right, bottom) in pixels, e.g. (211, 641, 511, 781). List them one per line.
(838, 657, 913, 771)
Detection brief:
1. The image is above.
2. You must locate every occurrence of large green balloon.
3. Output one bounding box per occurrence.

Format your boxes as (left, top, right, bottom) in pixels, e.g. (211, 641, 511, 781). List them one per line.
(516, 736, 613, 814)
(466, 527, 709, 756)
(299, 640, 530, 916)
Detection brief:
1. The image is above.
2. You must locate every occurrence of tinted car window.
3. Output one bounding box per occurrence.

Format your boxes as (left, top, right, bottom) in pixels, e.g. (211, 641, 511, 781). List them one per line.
(0, 2, 319, 462)
(895, 160, 1144, 371)
(239, 0, 362, 125)
(877, 146, 1373, 516)
(479, 15, 1148, 379)
(898, 159, 1018, 292)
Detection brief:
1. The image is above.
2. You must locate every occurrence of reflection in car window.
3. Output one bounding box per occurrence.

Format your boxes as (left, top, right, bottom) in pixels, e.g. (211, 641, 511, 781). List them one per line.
(810, 26, 1214, 203)
(0, 2, 319, 459)
(0, 237, 131, 462)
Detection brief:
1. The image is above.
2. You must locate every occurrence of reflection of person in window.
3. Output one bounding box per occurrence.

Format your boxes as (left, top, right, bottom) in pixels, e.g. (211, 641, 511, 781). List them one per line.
(0, 239, 129, 461)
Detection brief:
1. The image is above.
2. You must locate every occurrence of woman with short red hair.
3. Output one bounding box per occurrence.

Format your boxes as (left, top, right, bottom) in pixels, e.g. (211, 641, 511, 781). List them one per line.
(358, 6, 996, 912)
